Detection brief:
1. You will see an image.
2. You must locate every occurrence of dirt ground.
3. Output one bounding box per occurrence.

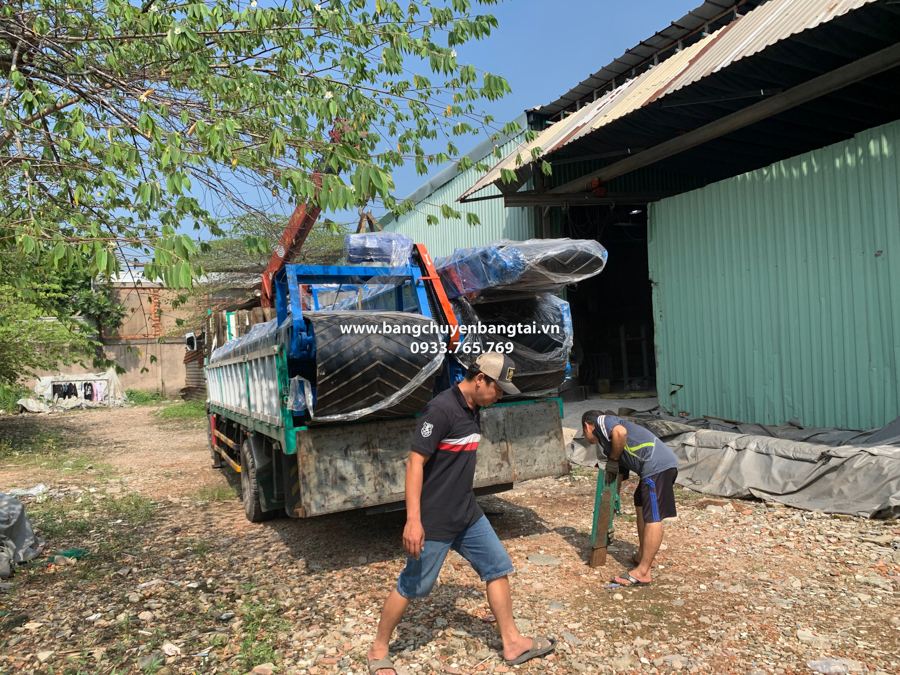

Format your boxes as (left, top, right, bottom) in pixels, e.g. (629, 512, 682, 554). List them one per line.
(1, 403, 898, 675)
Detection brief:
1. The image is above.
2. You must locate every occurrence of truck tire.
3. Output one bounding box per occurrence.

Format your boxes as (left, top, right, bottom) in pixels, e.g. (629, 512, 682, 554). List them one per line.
(306, 312, 442, 419)
(240, 438, 274, 523)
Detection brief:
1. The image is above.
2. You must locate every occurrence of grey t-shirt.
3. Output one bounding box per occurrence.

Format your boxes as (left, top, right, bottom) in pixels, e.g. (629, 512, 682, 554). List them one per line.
(595, 414, 679, 478)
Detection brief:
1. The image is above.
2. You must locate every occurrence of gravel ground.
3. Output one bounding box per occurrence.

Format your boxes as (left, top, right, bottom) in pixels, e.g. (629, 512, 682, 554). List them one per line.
(1, 406, 898, 675)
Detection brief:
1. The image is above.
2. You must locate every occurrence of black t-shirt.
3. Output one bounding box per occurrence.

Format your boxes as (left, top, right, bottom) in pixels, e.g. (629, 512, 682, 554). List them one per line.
(410, 385, 484, 540)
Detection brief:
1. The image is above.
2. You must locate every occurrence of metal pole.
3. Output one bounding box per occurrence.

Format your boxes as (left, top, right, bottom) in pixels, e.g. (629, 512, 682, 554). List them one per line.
(620, 324, 629, 391)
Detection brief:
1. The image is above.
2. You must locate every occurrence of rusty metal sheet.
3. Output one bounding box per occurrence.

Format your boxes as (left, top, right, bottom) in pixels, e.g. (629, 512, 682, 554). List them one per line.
(293, 401, 567, 517)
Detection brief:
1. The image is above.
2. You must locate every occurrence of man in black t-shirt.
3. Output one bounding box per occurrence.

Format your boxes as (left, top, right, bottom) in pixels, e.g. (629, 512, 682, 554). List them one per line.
(366, 353, 557, 675)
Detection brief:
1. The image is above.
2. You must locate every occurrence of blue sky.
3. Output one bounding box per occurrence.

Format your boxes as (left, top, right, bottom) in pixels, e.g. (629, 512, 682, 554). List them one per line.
(178, 0, 700, 235)
(386, 0, 700, 203)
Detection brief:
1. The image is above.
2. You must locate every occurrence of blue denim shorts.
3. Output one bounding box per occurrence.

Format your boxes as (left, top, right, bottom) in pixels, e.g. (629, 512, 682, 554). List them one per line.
(396, 515, 514, 599)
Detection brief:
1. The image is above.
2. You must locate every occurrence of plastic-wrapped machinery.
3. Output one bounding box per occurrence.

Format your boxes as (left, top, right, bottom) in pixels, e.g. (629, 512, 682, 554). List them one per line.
(450, 295, 574, 394)
(343, 232, 414, 266)
(436, 238, 607, 301)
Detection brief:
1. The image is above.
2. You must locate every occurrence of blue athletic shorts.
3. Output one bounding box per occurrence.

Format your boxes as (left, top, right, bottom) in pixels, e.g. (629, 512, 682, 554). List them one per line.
(396, 515, 514, 599)
(634, 468, 678, 523)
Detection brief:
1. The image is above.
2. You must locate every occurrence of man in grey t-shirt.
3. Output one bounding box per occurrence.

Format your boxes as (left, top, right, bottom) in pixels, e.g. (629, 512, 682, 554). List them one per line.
(582, 412, 679, 587)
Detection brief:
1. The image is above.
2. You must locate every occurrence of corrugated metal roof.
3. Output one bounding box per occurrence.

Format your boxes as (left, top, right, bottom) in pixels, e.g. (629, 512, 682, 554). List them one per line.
(382, 130, 537, 258)
(649, 117, 900, 429)
(536, 1, 768, 117)
(380, 114, 527, 226)
(461, 0, 877, 201)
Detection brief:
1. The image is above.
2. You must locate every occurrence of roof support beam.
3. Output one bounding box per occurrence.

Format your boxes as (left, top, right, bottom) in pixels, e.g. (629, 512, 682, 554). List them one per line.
(550, 42, 900, 194)
(504, 192, 677, 208)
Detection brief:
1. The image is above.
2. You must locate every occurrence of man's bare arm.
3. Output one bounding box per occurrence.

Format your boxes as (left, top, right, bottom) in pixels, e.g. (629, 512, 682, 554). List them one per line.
(403, 451, 428, 559)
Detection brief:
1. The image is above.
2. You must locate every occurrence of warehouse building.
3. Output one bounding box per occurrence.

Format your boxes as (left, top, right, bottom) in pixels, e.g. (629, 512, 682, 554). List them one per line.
(385, 0, 900, 429)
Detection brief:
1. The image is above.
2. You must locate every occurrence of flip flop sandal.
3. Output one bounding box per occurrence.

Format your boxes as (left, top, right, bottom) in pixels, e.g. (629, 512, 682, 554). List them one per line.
(367, 656, 397, 675)
(615, 572, 650, 587)
(505, 635, 557, 666)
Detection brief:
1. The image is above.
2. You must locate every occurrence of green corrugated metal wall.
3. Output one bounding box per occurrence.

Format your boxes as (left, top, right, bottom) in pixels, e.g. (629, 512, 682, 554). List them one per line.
(383, 134, 537, 258)
(649, 119, 900, 430)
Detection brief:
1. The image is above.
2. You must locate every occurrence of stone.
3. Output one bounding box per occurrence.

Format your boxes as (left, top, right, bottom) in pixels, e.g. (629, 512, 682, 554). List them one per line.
(434, 617, 448, 628)
(549, 601, 565, 611)
(673, 599, 684, 606)
(609, 654, 638, 669)
(136, 652, 164, 669)
(37, 651, 54, 663)
(698, 616, 711, 624)
(527, 554, 561, 567)
(705, 505, 725, 514)
(865, 535, 893, 545)
(357, 556, 368, 564)
(613, 593, 624, 601)
(137, 611, 155, 622)
(562, 631, 583, 646)
(252, 664, 277, 675)
(115, 567, 132, 577)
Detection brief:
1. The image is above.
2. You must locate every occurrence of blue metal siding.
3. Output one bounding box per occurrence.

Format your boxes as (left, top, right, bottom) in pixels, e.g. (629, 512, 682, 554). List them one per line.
(384, 133, 537, 258)
(649, 119, 900, 429)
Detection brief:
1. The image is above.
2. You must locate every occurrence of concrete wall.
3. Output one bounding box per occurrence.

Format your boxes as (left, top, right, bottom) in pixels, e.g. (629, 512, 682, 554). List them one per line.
(30, 339, 189, 396)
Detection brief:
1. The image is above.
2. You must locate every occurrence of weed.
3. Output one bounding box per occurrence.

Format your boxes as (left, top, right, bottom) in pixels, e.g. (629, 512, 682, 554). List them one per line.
(183, 537, 213, 557)
(0, 384, 30, 414)
(648, 604, 666, 616)
(103, 492, 155, 526)
(196, 485, 237, 502)
(570, 465, 598, 478)
(155, 400, 206, 420)
(233, 602, 292, 672)
(30, 499, 94, 539)
(30, 490, 155, 544)
(126, 389, 165, 405)
(0, 423, 111, 475)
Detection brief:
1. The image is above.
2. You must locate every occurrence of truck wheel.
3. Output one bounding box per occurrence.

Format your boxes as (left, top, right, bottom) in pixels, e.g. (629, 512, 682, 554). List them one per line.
(208, 414, 223, 469)
(240, 438, 273, 523)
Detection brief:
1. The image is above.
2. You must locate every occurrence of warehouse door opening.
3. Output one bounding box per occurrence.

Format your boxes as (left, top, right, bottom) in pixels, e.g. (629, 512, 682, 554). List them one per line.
(561, 206, 654, 397)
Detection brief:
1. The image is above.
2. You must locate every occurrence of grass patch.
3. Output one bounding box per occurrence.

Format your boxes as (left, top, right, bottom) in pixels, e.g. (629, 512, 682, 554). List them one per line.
(233, 602, 292, 672)
(104, 492, 156, 525)
(0, 384, 30, 414)
(29, 490, 156, 542)
(126, 389, 166, 405)
(196, 485, 238, 501)
(570, 465, 598, 478)
(0, 425, 111, 477)
(155, 400, 206, 420)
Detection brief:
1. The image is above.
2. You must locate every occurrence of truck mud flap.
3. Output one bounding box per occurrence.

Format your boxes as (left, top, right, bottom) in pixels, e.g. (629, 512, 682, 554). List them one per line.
(286, 399, 567, 518)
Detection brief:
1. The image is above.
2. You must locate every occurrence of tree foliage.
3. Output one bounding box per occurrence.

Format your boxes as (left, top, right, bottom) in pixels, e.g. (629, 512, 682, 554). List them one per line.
(0, 278, 95, 386)
(0, 0, 518, 298)
(0, 252, 125, 383)
(198, 213, 347, 273)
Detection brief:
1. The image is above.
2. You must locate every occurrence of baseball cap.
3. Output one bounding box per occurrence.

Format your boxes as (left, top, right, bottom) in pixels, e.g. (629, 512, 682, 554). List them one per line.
(474, 352, 520, 395)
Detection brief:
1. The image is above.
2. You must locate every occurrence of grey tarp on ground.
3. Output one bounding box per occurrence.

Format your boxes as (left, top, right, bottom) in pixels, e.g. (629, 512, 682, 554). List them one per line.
(567, 407, 900, 519)
(0, 492, 43, 578)
(668, 429, 900, 519)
